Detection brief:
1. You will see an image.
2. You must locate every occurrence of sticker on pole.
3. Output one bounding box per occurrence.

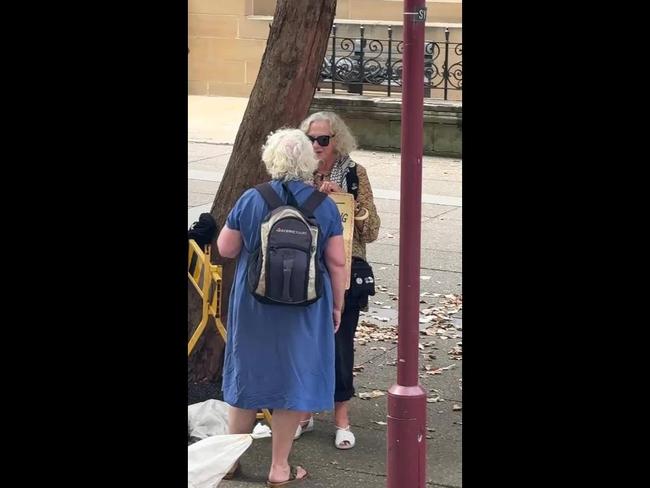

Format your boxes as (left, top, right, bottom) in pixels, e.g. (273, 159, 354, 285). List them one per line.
(406, 6, 427, 22)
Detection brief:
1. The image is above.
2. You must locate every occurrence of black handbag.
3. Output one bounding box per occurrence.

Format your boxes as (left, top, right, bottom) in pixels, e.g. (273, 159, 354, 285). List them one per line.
(348, 257, 376, 307)
(188, 213, 218, 248)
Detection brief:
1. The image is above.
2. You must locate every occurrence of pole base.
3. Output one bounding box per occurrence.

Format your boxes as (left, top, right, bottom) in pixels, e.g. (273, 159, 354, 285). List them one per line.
(386, 384, 427, 488)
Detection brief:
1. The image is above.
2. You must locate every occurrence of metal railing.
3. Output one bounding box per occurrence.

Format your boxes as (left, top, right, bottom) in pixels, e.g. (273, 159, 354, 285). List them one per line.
(319, 25, 462, 100)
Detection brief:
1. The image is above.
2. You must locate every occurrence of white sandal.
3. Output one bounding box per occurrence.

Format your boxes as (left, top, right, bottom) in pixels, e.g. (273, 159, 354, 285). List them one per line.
(334, 425, 356, 449)
(293, 416, 314, 440)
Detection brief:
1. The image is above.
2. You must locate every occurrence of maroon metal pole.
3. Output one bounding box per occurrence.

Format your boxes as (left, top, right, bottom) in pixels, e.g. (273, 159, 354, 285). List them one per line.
(386, 1, 427, 487)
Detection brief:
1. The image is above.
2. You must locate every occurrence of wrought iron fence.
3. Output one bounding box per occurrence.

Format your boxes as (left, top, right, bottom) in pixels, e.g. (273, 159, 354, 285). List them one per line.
(319, 25, 462, 100)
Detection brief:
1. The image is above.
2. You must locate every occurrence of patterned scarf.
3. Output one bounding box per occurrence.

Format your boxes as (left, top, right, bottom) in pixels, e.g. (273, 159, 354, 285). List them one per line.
(328, 154, 353, 192)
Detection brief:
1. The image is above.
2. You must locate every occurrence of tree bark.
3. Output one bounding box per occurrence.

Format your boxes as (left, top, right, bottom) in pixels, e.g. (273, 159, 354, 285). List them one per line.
(188, 0, 338, 383)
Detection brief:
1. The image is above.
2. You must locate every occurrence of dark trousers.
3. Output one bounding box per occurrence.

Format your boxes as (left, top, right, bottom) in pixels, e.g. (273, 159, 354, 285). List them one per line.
(334, 297, 362, 402)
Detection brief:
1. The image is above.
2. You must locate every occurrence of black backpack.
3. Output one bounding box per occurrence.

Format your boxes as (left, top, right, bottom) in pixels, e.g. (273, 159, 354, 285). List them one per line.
(247, 182, 328, 306)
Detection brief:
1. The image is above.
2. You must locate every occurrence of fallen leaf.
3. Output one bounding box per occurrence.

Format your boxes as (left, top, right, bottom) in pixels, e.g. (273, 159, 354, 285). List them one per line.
(427, 364, 455, 375)
(374, 421, 387, 426)
(420, 276, 431, 280)
(452, 404, 462, 411)
(358, 390, 385, 399)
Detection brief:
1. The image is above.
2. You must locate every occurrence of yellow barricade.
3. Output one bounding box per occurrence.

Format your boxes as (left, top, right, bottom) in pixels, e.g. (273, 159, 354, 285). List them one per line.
(187, 239, 272, 426)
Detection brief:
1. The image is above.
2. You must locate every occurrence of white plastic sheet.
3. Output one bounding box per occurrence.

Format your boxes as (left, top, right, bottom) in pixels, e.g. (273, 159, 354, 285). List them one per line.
(187, 400, 272, 487)
(188, 433, 252, 488)
(188, 399, 230, 440)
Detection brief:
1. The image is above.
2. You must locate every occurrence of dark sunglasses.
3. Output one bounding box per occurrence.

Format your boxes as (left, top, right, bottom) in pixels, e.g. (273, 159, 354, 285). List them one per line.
(307, 134, 333, 146)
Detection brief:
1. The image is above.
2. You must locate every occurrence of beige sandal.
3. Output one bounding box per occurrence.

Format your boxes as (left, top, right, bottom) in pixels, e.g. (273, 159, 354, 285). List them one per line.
(293, 416, 314, 440)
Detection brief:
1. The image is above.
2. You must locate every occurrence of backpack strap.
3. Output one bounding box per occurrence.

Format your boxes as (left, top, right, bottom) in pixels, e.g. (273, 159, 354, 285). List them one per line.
(257, 181, 327, 216)
(345, 164, 359, 200)
(300, 188, 328, 217)
(255, 182, 284, 210)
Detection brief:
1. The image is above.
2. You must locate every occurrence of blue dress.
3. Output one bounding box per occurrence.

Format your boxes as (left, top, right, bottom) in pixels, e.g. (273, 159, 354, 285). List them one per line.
(222, 180, 343, 412)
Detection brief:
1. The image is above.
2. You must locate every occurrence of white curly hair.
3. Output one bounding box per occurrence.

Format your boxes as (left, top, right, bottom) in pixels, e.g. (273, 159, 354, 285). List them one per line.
(261, 128, 319, 182)
(299, 111, 358, 156)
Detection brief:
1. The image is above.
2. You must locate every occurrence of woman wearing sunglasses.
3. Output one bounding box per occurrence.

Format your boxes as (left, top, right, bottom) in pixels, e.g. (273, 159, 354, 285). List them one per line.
(297, 111, 381, 450)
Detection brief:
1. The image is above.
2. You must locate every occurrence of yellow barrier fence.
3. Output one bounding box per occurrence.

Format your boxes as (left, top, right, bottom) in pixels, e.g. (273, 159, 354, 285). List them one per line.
(188, 239, 272, 426)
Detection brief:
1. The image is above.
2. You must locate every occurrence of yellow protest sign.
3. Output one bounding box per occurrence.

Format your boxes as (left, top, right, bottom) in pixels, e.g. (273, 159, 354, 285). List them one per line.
(329, 192, 355, 289)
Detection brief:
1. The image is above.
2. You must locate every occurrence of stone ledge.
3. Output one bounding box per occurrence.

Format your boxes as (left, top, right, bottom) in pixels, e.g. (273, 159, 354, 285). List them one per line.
(309, 93, 462, 157)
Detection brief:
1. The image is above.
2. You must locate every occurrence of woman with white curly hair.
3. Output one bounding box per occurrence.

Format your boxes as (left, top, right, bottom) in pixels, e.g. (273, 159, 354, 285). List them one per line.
(217, 128, 346, 486)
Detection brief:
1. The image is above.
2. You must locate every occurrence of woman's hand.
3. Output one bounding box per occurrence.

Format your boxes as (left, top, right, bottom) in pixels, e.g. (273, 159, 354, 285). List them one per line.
(319, 180, 342, 193)
(333, 308, 342, 333)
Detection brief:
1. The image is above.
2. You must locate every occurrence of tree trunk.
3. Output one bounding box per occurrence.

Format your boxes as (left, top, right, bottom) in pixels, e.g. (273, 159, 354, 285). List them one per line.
(187, 0, 338, 383)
